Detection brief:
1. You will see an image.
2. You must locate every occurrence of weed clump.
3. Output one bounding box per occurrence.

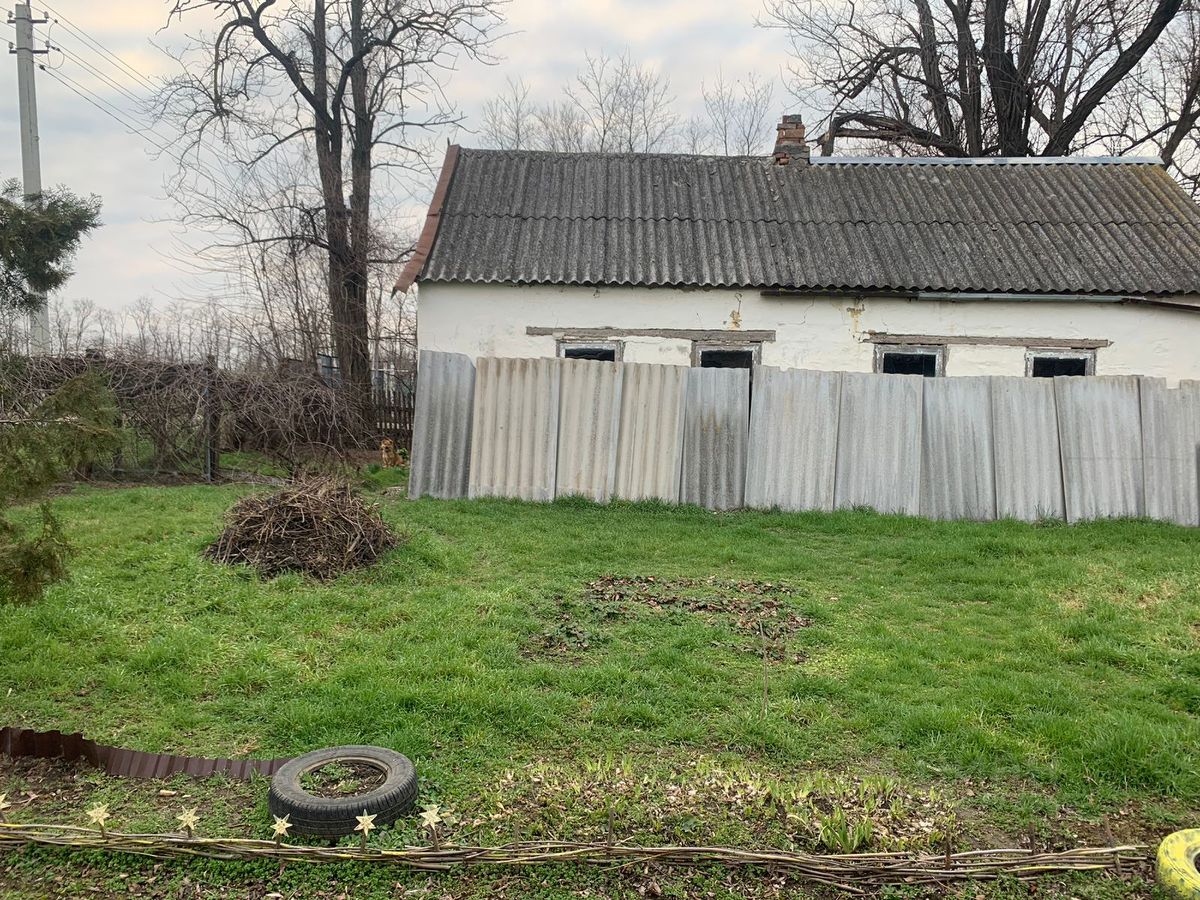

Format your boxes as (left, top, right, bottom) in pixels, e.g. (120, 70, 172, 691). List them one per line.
(205, 477, 396, 579)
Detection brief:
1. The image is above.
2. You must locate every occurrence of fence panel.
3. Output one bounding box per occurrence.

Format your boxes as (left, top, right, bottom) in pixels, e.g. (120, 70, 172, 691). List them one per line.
(1141, 379, 1200, 526)
(920, 377, 996, 521)
(407, 356, 1200, 527)
(408, 351, 475, 500)
(614, 363, 689, 503)
(680, 367, 749, 510)
(834, 373, 924, 515)
(469, 356, 561, 501)
(375, 387, 415, 450)
(555, 359, 624, 502)
(990, 377, 1065, 521)
(745, 367, 841, 512)
(1055, 376, 1145, 523)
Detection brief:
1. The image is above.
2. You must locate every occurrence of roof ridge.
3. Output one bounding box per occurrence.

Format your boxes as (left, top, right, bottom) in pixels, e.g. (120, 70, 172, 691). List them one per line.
(811, 156, 1163, 166)
(435, 211, 1198, 228)
(456, 146, 1165, 166)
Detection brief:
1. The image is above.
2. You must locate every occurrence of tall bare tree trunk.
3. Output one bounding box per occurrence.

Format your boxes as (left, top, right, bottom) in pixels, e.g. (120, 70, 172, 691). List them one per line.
(310, 0, 373, 434)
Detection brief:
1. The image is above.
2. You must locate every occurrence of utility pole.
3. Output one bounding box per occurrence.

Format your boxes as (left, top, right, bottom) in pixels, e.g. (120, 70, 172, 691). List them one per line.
(9, 3, 50, 353)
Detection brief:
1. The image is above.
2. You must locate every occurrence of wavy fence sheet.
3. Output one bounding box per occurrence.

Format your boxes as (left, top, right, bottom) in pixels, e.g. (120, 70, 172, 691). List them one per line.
(990, 377, 1065, 522)
(834, 373, 924, 515)
(920, 377, 996, 521)
(408, 357, 1199, 527)
(469, 356, 562, 501)
(408, 351, 475, 500)
(680, 367, 750, 510)
(745, 368, 842, 512)
(613, 363, 689, 503)
(1055, 376, 1145, 523)
(556, 359, 624, 502)
(1141, 379, 1200, 526)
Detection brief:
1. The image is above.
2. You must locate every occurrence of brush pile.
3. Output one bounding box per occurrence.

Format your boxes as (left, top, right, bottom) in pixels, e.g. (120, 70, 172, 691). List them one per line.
(205, 477, 396, 579)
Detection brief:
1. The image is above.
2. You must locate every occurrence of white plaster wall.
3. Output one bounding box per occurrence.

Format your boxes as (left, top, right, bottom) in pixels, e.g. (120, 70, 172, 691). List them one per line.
(416, 282, 1200, 383)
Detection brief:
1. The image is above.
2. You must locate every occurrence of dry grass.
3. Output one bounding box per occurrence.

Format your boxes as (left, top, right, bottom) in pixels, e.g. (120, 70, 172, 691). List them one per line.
(0, 823, 1144, 895)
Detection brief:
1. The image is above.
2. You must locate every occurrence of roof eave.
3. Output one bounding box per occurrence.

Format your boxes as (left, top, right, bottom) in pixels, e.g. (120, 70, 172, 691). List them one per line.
(393, 144, 461, 295)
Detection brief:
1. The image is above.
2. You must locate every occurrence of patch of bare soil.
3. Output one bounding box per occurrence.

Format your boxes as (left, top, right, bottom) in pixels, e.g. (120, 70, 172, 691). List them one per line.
(586, 574, 812, 658)
(0, 755, 259, 830)
(299, 761, 386, 798)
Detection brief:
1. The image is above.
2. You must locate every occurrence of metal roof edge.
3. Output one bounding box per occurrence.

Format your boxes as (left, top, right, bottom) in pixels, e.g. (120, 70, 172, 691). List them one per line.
(811, 156, 1164, 166)
(452, 146, 1164, 166)
(394, 144, 461, 295)
(425, 278, 1200, 299)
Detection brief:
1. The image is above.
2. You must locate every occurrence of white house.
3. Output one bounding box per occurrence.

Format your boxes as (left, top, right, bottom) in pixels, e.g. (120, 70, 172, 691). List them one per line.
(396, 117, 1200, 384)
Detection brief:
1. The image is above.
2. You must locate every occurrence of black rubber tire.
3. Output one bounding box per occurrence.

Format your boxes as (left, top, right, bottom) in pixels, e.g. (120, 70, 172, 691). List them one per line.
(267, 745, 418, 837)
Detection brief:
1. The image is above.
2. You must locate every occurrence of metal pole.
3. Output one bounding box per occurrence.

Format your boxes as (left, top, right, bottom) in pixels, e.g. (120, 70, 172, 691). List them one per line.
(10, 3, 50, 353)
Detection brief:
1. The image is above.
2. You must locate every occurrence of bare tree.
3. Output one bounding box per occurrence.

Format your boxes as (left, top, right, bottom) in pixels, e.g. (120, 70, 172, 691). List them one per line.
(534, 100, 590, 152)
(478, 50, 682, 153)
(480, 55, 788, 157)
(482, 76, 539, 149)
(566, 51, 680, 152)
(678, 116, 715, 154)
(157, 0, 503, 426)
(762, 0, 1200, 189)
(702, 70, 775, 155)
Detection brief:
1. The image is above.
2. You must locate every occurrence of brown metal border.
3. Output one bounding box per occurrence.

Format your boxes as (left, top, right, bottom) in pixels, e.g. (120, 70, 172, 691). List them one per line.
(393, 144, 461, 295)
(0, 726, 291, 781)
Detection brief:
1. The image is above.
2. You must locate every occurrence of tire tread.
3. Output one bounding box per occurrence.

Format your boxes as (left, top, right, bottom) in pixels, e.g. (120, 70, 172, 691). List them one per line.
(267, 745, 418, 837)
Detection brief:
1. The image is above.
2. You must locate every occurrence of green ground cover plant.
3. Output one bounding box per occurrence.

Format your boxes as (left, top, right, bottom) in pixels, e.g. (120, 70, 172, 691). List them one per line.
(0, 483, 1195, 897)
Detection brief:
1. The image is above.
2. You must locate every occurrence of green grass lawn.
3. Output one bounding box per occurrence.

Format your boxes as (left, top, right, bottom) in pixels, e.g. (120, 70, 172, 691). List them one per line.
(0, 483, 1197, 898)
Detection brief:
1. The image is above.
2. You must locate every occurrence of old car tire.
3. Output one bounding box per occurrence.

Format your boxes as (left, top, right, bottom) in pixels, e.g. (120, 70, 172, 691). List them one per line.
(267, 745, 418, 837)
(1157, 829, 1200, 899)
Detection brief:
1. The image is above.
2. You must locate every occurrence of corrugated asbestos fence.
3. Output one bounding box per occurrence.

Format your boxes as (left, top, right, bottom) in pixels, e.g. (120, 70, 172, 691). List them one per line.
(408, 351, 1200, 526)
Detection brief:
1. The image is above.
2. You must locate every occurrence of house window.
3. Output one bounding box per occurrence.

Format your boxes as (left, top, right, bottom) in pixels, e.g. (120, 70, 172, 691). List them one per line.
(558, 341, 621, 361)
(1027, 350, 1095, 377)
(874, 344, 945, 377)
(692, 342, 760, 368)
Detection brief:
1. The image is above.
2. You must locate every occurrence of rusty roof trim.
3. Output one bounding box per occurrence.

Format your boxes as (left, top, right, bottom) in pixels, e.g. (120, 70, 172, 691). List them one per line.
(394, 144, 461, 295)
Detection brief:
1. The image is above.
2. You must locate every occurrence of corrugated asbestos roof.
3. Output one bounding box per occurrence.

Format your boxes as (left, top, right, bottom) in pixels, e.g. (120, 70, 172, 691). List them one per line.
(407, 148, 1200, 296)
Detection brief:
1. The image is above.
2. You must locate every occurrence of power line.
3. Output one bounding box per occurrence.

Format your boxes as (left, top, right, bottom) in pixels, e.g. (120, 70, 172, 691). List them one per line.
(14, 12, 306, 180)
(38, 63, 177, 158)
(23, 28, 238, 180)
(39, 62, 249, 205)
(8, 18, 153, 120)
(51, 41, 145, 105)
(38, 2, 158, 93)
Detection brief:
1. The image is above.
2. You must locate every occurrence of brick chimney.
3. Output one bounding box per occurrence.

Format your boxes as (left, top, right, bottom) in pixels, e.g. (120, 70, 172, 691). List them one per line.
(773, 114, 810, 165)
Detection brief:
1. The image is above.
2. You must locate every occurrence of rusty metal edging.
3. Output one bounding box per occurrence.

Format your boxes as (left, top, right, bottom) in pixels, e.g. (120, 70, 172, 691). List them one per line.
(0, 727, 291, 781)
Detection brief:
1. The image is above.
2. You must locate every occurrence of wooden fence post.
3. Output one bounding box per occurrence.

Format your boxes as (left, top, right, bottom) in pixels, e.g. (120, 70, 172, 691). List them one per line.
(202, 355, 220, 483)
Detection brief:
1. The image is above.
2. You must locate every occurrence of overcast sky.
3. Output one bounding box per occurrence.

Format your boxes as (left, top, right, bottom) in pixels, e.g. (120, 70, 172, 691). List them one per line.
(0, 1, 793, 312)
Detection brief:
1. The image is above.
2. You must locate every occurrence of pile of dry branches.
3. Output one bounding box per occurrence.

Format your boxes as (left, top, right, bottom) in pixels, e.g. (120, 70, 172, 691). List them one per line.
(0, 823, 1143, 893)
(1, 351, 381, 479)
(205, 478, 396, 578)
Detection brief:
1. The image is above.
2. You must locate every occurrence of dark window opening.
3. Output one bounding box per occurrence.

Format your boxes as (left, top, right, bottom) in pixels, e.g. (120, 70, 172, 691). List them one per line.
(1031, 356, 1088, 377)
(881, 351, 939, 377)
(563, 346, 616, 361)
(699, 348, 755, 369)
